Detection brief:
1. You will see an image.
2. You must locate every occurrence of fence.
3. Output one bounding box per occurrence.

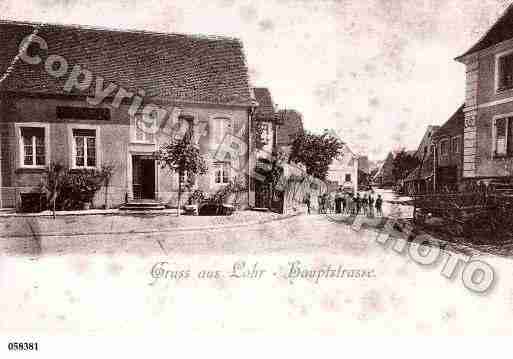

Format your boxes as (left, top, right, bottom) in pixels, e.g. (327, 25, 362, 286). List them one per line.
(412, 190, 513, 242)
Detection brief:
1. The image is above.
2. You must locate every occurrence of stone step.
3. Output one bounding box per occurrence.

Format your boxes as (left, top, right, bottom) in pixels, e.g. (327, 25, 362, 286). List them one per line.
(119, 200, 165, 211)
(0, 208, 15, 214)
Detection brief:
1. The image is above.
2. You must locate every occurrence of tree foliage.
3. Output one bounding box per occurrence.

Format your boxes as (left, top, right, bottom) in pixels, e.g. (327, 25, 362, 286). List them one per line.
(252, 121, 266, 150)
(392, 149, 420, 182)
(156, 136, 208, 215)
(289, 131, 344, 180)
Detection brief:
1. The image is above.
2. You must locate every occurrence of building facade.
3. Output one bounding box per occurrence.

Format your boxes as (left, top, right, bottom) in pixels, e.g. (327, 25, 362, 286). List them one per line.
(327, 143, 358, 193)
(432, 105, 464, 191)
(0, 21, 257, 209)
(456, 4, 513, 185)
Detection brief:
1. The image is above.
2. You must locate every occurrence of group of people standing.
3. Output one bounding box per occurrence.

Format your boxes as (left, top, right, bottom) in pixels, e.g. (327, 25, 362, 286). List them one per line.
(313, 188, 383, 217)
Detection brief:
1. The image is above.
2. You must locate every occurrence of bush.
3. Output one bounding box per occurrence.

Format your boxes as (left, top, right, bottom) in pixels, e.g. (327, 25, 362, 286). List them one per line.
(187, 189, 207, 205)
(59, 169, 105, 209)
(211, 175, 247, 205)
(41, 165, 112, 211)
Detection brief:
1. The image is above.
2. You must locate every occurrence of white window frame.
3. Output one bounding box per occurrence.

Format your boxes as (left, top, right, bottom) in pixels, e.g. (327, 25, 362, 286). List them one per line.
(492, 113, 513, 158)
(210, 116, 233, 149)
(495, 48, 513, 93)
(130, 113, 156, 144)
(213, 161, 231, 185)
(68, 124, 101, 169)
(15, 122, 50, 169)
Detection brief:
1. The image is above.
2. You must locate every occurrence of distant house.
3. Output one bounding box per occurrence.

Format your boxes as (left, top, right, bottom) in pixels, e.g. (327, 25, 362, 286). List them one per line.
(432, 105, 465, 190)
(252, 87, 277, 156)
(414, 125, 440, 162)
(404, 106, 464, 194)
(372, 152, 395, 187)
(401, 126, 439, 193)
(0, 20, 256, 209)
(455, 4, 513, 186)
(327, 143, 358, 193)
(358, 155, 370, 174)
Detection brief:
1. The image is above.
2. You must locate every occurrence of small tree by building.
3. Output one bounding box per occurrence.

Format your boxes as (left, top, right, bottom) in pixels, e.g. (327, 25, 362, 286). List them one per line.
(40, 162, 66, 219)
(289, 130, 344, 180)
(156, 136, 208, 216)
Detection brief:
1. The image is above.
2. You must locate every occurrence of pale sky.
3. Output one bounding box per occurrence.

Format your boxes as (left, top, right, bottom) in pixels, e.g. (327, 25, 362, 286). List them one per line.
(2, 0, 513, 160)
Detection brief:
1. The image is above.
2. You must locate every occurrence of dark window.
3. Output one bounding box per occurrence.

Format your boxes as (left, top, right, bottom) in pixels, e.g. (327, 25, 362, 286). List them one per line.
(440, 140, 449, 156)
(345, 174, 351, 182)
(498, 53, 513, 91)
(452, 137, 460, 153)
(57, 106, 110, 121)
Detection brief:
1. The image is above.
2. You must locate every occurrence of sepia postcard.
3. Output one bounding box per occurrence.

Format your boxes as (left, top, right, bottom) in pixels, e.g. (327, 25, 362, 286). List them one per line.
(1, 0, 513, 354)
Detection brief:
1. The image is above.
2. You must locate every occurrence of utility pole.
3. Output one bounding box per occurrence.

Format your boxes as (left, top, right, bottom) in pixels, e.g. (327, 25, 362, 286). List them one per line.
(433, 141, 437, 193)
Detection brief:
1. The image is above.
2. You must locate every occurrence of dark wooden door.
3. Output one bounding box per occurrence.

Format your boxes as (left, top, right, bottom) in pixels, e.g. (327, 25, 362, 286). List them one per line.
(133, 156, 155, 199)
(255, 181, 270, 208)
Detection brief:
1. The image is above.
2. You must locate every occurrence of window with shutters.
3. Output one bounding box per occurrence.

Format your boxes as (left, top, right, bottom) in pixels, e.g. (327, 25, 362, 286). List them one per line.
(72, 128, 98, 168)
(17, 124, 48, 168)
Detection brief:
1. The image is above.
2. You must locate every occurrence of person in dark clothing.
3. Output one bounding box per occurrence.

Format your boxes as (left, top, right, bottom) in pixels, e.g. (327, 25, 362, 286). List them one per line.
(362, 195, 368, 215)
(368, 195, 375, 217)
(355, 193, 361, 215)
(335, 188, 343, 214)
(304, 193, 311, 215)
(375, 194, 383, 217)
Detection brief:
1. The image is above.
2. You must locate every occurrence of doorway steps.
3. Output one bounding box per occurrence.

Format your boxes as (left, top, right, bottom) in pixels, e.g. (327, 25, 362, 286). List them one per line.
(0, 208, 16, 215)
(119, 200, 166, 211)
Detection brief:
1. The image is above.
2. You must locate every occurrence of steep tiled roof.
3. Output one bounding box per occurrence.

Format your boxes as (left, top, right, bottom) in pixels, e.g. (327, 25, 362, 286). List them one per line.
(457, 3, 513, 60)
(414, 125, 440, 160)
(432, 104, 465, 140)
(0, 20, 253, 105)
(253, 87, 275, 121)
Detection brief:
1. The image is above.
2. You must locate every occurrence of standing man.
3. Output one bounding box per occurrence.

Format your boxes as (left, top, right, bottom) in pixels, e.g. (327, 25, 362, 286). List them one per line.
(355, 192, 361, 215)
(304, 192, 311, 215)
(375, 194, 383, 217)
(335, 187, 342, 214)
(368, 194, 375, 217)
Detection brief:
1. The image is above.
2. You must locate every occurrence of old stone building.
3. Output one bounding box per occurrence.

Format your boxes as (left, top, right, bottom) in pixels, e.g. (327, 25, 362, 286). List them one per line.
(0, 20, 257, 209)
(456, 4, 513, 185)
